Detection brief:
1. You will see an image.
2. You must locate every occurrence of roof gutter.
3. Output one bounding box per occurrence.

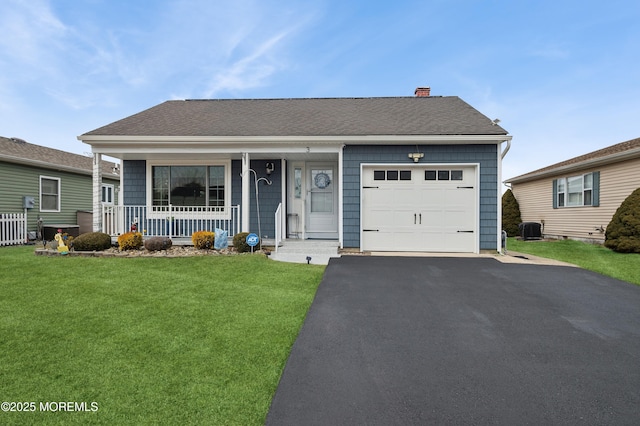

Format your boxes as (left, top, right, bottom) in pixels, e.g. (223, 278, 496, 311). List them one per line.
(78, 134, 510, 145)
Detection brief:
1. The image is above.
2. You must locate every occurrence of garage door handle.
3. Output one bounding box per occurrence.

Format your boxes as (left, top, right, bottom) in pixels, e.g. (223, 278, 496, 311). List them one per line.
(457, 186, 474, 189)
(363, 186, 379, 189)
(363, 229, 379, 232)
(414, 213, 416, 224)
(457, 230, 474, 233)
(419, 213, 422, 224)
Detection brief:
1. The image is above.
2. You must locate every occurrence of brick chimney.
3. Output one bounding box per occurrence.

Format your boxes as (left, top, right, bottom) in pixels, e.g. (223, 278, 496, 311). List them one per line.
(414, 87, 431, 97)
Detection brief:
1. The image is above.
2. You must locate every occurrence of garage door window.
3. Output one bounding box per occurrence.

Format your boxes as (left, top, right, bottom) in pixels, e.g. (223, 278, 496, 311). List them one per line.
(425, 170, 464, 181)
(374, 170, 412, 181)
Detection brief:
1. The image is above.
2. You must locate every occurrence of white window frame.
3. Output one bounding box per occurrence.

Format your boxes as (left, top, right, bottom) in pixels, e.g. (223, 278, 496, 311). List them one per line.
(39, 176, 60, 212)
(556, 173, 593, 207)
(101, 184, 115, 205)
(146, 160, 232, 219)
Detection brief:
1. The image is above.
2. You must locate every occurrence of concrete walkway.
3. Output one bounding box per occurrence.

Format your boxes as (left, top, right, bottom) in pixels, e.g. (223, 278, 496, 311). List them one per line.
(268, 239, 577, 267)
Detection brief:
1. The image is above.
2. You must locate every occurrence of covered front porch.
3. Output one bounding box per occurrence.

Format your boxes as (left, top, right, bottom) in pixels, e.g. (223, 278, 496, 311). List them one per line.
(89, 145, 343, 247)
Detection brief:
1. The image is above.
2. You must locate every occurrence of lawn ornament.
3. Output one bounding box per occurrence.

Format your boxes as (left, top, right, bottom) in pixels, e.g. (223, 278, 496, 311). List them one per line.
(54, 229, 69, 254)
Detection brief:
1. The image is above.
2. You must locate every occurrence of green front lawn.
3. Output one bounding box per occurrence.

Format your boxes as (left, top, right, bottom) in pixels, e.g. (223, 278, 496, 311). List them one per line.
(507, 238, 640, 286)
(0, 246, 324, 425)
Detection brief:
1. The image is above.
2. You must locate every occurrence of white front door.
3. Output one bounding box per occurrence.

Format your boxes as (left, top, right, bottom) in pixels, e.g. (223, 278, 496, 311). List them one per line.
(305, 163, 338, 239)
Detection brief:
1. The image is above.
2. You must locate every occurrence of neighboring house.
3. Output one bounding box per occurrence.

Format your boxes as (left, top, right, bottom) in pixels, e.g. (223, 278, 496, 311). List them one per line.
(78, 87, 512, 253)
(0, 136, 119, 243)
(505, 137, 640, 243)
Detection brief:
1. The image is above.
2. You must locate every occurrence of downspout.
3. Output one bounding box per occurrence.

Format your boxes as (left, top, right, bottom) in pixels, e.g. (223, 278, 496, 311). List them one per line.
(497, 137, 512, 254)
(338, 144, 345, 249)
(500, 137, 511, 160)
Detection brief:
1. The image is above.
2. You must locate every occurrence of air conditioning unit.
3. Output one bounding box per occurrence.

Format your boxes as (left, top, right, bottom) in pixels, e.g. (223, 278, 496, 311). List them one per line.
(518, 222, 542, 240)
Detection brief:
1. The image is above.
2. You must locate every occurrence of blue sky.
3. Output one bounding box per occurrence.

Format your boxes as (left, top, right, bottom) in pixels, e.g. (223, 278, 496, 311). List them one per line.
(1, 0, 638, 184)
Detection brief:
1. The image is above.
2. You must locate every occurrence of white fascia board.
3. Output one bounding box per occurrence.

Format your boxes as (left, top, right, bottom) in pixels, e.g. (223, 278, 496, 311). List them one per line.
(79, 134, 511, 145)
(79, 134, 512, 160)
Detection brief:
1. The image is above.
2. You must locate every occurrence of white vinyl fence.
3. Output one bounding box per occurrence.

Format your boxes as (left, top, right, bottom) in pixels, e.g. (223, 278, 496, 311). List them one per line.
(0, 213, 27, 246)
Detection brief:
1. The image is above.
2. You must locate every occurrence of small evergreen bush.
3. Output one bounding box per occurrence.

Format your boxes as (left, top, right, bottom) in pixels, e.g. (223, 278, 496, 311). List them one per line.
(192, 231, 215, 249)
(232, 232, 251, 253)
(502, 189, 523, 237)
(117, 232, 143, 251)
(604, 188, 640, 253)
(72, 232, 112, 251)
(144, 237, 172, 252)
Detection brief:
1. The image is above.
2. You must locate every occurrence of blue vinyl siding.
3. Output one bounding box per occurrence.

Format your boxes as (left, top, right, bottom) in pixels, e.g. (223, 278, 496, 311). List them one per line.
(122, 160, 147, 205)
(231, 159, 282, 239)
(342, 144, 498, 250)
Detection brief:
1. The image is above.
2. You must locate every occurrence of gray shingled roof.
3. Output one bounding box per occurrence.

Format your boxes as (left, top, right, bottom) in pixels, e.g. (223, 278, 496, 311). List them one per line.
(506, 137, 640, 183)
(82, 96, 508, 137)
(0, 136, 118, 177)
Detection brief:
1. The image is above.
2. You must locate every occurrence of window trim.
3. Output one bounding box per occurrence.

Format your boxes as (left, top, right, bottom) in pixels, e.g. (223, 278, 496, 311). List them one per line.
(146, 160, 232, 219)
(39, 175, 60, 212)
(101, 184, 115, 205)
(554, 172, 597, 208)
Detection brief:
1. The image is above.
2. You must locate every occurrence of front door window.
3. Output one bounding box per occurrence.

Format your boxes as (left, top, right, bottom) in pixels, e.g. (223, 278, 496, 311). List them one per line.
(310, 169, 333, 213)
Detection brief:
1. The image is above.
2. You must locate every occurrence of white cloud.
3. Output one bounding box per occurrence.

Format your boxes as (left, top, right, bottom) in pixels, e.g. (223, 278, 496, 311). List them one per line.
(203, 31, 290, 97)
(0, 0, 67, 64)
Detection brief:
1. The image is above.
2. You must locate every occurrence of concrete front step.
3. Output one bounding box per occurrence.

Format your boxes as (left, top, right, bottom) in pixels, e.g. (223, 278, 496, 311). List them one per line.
(275, 239, 339, 254)
(270, 239, 340, 265)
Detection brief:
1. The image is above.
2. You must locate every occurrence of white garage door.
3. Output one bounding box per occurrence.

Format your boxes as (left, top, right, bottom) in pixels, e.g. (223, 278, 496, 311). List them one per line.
(361, 165, 478, 252)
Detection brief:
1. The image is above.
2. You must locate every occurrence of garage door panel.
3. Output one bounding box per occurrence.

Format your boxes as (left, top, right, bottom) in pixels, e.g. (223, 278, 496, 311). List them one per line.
(445, 190, 474, 205)
(443, 209, 474, 229)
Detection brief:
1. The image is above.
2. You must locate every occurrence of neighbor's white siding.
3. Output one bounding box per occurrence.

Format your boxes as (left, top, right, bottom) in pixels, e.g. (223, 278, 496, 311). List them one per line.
(511, 157, 640, 242)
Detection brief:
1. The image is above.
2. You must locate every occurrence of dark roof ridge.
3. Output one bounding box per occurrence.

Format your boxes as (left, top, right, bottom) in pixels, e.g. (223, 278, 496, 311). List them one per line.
(181, 95, 450, 102)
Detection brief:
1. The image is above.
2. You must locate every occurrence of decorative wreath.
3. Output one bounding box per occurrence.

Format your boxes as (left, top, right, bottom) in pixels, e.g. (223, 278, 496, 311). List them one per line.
(314, 172, 331, 189)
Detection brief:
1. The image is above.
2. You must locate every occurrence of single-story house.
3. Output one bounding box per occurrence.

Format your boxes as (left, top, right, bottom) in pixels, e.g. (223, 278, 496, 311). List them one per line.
(0, 136, 119, 244)
(78, 87, 512, 253)
(504, 137, 640, 242)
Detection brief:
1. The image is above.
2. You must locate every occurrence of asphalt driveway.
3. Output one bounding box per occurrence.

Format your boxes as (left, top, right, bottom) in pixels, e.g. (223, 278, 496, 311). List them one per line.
(266, 256, 640, 425)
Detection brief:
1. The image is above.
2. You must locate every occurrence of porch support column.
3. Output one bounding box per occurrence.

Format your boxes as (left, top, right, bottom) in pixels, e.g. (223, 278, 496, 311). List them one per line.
(92, 153, 102, 232)
(241, 152, 250, 232)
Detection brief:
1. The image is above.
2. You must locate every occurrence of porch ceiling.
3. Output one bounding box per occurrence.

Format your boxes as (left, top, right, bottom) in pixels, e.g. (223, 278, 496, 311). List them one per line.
(110, 151, 338, 161)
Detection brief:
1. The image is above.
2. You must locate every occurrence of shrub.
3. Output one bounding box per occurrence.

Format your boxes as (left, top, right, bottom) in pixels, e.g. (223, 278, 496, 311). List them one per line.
(232, 232, 251, 253)
(144, 237, 173, 252)
(117, 232, 143, 251)
(502, 189, 522, 237)
(192, 231, 215, 250)
(72, 232, 112, 251)
(605, 187, 640, 253)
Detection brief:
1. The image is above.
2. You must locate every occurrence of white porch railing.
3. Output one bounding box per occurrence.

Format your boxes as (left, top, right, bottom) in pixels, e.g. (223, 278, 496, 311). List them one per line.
(101, 204, 240, 238)
(274, 203, 282, 252)
(0, 212, 27, 246)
